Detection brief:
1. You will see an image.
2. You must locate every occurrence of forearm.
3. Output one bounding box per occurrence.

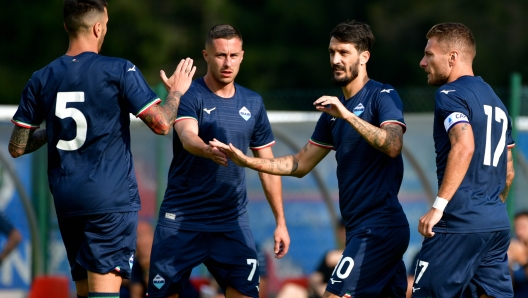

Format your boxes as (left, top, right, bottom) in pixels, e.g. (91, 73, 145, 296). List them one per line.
(180, 132, 213, 158)
(140, 91, 182, 135)
(9, 127, 47, 158)
(500, 150, 514, 202)
(438, 143, 472, 199)
(0, 230, 22, 262)
(344, 113, 402, 157)
(245, 154, 304, 177)
(259, 172, 286, 226)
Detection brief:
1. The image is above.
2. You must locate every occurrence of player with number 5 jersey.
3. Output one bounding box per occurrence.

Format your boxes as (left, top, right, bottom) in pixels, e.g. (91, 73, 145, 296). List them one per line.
(8, 1, 195, 297)
(414, 23, 515, 297)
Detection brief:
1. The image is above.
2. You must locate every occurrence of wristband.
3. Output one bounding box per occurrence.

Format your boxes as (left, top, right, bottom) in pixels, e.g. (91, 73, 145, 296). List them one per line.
(432, 196, 449, 211)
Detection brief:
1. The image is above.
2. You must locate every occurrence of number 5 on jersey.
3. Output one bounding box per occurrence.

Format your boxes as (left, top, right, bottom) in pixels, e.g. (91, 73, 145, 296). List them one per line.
(56, 92, 87, 151)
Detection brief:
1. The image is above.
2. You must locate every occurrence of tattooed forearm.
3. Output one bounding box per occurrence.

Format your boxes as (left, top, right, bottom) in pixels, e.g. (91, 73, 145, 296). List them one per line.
(347, 115, 403, 157)
(500, 151, 514, 202)
(140, 91, 183, 135)
(248, 155, 298, 175)
(9, 127, 47, 158)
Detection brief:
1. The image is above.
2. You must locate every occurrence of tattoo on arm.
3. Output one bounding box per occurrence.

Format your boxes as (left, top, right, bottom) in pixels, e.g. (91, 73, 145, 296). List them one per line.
(348, 116, 403, 155)
(500, 151, 514, 202)
(141, 91, 183, 134)
(248, 155, 298, 174)
(9, 126, 47, 157)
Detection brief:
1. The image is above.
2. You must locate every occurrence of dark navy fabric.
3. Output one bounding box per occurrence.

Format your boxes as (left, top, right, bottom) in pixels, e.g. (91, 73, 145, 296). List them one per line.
(432, 76, 514, 233)
(147, 227, 259, 298)
(58, 212, 138, 280)
(309, 80, 408, 231)
(326, 226, 409, 297)
(12, 52, 159, 216)
(0, 212, 15, 235)
(160, 77, 275, 232)
(412, 231, 513, 298)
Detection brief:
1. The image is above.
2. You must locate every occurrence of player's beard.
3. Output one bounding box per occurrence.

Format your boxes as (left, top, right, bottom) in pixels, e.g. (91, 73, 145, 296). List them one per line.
(332, 59, 359, 87)
(427, 72, 449, 86)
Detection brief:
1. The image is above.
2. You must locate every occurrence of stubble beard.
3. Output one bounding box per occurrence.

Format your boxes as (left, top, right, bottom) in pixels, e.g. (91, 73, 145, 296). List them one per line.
(332, 60, 359, 87)
(427, 72, 449, 86)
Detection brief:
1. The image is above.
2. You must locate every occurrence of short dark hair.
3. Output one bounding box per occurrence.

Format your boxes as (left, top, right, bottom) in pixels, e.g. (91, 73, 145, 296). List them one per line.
(330, 20, 375, 53)
(426, 22, 476, 58)
(515, 211, 528, 220)
(63, 0, 107, 35)
(206, 24, 243, 47)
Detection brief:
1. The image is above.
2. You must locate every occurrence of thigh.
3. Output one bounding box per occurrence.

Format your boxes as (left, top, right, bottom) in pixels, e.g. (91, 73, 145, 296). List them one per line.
(58, 215, 87, 281)
(206, 229, 259, 298)
(147, 226, 209, 298)
(326, 226, 410, 298)
(411, 232, 504, 298)
(80, 212, 137, 279)
(470, 230, 513, 298)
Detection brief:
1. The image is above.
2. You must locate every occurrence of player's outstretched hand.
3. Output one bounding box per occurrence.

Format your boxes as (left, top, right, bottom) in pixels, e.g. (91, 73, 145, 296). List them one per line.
(160, 58, 196, 95)
(274, 224, 290, 259)
(418, 208, 443, 237)
(205, 144, 228, 167)
(209, 138, 249, 167)
(314, 96, 351, 120)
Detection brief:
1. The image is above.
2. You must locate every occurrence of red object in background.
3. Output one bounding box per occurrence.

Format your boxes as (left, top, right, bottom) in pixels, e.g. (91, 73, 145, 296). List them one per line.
(28, 275, 69, 298)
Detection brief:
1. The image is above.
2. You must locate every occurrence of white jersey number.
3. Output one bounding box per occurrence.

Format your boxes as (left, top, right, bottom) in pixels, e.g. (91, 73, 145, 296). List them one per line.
(414, 260, 429, 284)
(247, 258, 258, 281)
(55, 92, 87, 151)
(483, 105, 507, 167)
(332, 255, 355, 279)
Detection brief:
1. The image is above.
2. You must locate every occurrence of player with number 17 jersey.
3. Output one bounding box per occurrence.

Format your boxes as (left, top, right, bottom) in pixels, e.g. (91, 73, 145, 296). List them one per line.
(11, 52, 160, 216)
(432, 75, 514, 233)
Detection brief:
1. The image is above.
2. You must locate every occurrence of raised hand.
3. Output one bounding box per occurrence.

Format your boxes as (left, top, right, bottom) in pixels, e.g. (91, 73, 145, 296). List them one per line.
(313, 95, 352, 120)
(160, 58, 196, 94)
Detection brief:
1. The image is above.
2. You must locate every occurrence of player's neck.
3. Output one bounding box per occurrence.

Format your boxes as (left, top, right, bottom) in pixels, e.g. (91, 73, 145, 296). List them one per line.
(65, 37, 100, 56)
(447, 66, 474, 84)
(203, 74, 236, 98)
(342, 74, 370, 100)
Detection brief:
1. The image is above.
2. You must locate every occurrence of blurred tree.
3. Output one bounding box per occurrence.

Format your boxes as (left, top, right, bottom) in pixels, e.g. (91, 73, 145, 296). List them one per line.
(1, 0, 527, 106)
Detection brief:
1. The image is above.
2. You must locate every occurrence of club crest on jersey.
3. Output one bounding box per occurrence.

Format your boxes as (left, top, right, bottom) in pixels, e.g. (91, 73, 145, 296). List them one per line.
(129, 254, 134, 269)
(153, 274, 165, 289)
(353, 103, 365, 116)
(239, 106, 251, 121)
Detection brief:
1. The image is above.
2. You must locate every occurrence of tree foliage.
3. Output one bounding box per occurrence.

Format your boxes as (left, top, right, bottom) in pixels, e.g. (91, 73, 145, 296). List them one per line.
(1, 0, 527, 105)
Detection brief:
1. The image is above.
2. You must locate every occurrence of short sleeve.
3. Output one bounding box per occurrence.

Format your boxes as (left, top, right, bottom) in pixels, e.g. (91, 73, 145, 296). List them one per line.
(121, 61, 160, 117)
(309, 113, 335, 150)
(375, 86, 406, 133)
(507, 116, 515, 148)
(0, 212, 15, 236)
(12, 78, 44, 129)
(249, 100, 275, 150)
(435, 91, 470, 133)
(175, 86, 200, 123)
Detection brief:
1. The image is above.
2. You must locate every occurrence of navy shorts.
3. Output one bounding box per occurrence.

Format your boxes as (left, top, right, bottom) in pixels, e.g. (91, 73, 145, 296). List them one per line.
(147, 225, 260, 298)
(326, 225, 409, 298)
(411, 230, 513, 298)
(57, 212, 138, 281)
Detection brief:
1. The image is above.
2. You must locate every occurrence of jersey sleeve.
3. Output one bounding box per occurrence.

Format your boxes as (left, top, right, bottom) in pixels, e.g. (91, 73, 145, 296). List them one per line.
(0, 212, 15, 236)
(375, 85, 406, 133)
(11, 78, 44, 129)
(435, 90, 470, 133)
(309, 113, 335, 150)
(175, 86, 200, 123)
(507, 116, 515, 148)
(121, 61, 160, 117)
(249, 100, 275, 150)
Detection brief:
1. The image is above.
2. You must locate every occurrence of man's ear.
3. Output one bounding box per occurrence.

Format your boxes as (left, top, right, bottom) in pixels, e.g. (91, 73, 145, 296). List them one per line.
(449, 51, 458, 66)
(360, 51, 370, 65)
(93, 22, 102, 38)
(202, 49, 208, 62)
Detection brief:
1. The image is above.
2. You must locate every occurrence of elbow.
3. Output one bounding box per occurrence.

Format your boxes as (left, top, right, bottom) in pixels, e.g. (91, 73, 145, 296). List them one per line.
(292, 169, 309, 178)
(8, 144, 23, 158)
(386, 146, 402, 159)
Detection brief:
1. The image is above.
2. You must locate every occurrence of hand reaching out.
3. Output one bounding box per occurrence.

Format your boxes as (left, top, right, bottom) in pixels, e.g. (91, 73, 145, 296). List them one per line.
(160, 58, 196, 95)
(209, 138, 249, 167)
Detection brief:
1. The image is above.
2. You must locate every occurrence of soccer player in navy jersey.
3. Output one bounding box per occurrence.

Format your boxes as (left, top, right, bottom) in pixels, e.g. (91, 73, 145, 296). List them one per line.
(8, 1, 195, 297)
(413, 23, 515, 298)
(212, 20, 410, 298)
(146, 24, 290, 298)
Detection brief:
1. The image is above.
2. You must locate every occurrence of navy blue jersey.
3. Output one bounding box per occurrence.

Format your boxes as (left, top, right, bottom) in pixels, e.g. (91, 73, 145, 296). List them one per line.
(0, 212, 15, 236)
(433, 76, 514, 233)
(12, 52, 159, 217)
(159, 78, 275, 232)
(310, 80, 408, 231)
